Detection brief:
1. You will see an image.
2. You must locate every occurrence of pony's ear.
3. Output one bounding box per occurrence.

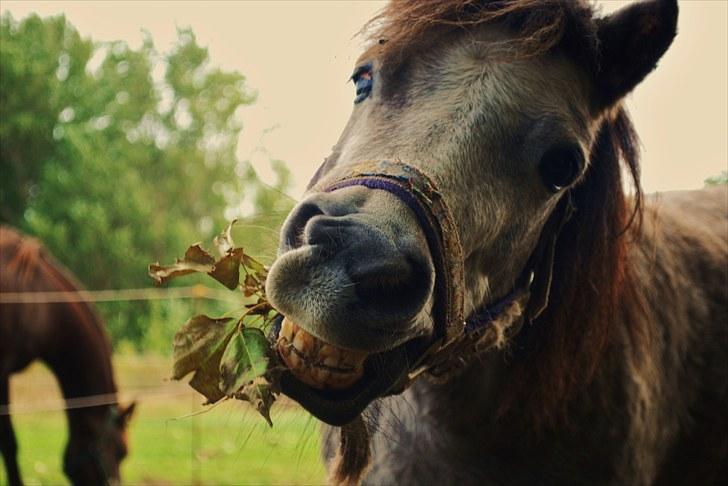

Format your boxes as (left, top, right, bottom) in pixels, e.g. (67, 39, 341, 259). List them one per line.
(116, 401, 137, 425)
(593, 0, 678, 110)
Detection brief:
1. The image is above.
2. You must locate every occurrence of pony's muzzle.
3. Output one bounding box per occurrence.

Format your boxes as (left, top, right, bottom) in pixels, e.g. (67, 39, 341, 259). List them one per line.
(267, 187, 435, 352)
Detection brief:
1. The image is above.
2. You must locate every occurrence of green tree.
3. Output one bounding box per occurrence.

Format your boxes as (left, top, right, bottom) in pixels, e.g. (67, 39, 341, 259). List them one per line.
(0, 14, 293, 348)
(704, 170, 727, 187)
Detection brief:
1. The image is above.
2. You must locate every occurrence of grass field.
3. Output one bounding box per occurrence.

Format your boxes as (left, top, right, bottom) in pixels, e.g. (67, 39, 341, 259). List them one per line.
(2, 355, 327, 485)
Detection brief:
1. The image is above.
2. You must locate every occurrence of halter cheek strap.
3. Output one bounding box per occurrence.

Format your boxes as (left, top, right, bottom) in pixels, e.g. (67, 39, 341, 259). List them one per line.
(312, 160, 536, 382)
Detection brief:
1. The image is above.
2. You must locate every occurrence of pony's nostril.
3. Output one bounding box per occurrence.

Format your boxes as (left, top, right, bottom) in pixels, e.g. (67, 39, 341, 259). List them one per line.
(356, 273, 410, 301)
(283, 202, 325, 249)
(304, 217, 356, 247)
(351, 258, 431, 320)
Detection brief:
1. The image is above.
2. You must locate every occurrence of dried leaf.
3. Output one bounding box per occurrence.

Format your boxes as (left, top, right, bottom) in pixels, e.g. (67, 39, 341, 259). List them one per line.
(184, 244, 216, 265)
(148, 244, 215, 286)
(148, 261, 213, 286)
(237, 380, 276, 426)
(189, 345, 227, 404)
(242, 254, 268, 280)
(219, 327, 270, 395)
(153, 225, 283, 423)
(243, 273, 260, 297)
(245, 298, 274, 316)
(209, 247, 244, 290)
(172, 315, 235, 380)
(213, 219, 237, 256)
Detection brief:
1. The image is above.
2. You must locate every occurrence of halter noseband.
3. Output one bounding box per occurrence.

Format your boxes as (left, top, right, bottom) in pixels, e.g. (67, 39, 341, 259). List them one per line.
(312, 160, 552, 383)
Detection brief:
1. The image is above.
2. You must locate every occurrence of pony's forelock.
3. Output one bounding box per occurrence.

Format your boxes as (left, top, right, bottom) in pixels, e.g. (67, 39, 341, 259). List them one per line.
(360, 0, 599, 72)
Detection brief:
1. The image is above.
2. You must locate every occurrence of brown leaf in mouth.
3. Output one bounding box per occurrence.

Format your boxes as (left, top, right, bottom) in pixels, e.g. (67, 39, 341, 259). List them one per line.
(148, 244, 215, 285)
(172, 315, 235, 381)
(153, 226, 281, 424)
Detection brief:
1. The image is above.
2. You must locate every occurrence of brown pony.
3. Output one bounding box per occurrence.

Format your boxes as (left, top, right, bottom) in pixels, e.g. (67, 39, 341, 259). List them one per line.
(0, 226, 134, 486)
(265, 0, 728, 484)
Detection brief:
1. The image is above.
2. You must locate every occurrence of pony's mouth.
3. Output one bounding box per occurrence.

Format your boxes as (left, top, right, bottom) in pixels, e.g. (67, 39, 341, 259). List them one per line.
(273, 316, 429, 426)
(276, 317, 368, 390)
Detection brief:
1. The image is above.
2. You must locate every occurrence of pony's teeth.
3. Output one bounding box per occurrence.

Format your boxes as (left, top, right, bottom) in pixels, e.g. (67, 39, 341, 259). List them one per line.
(323, 356, 339, 368)
(292, 325, 314, 354)
(276, 316, 367, 390)
(280, 317, 294, 341)
(319, 343, 339, 360)
(313, 367, 331, 384)
(286, 348, 302, 369)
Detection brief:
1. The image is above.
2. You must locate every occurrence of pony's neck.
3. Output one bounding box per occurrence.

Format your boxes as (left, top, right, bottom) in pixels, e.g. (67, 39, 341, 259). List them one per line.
(44, 299, 117, 405)
(46, 302, 118, 437)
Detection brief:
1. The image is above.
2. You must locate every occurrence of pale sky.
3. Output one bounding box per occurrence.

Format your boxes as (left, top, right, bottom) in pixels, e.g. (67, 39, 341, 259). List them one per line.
(2, 1, 726, 198)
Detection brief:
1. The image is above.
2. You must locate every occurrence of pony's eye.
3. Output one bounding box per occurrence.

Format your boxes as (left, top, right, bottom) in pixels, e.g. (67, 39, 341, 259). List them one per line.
(538, 145, 584, 192)
(351, 64, 373, 104)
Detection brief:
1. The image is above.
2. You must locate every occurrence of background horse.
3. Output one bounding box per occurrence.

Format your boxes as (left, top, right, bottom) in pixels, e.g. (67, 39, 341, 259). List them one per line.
(265, 0, 727, 484)
(0, 226, 134, 486)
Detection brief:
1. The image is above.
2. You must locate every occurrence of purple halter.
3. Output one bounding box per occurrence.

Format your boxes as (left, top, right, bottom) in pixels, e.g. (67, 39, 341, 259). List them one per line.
(312, 160, 529, 380)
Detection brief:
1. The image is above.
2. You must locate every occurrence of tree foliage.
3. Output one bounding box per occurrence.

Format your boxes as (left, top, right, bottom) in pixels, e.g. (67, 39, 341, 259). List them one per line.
(704, 170, 727, 187)
(0, 13, 293, 347)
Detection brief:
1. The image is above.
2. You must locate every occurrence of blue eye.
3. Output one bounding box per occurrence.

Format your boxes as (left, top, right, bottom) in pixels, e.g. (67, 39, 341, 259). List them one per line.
(351, 64, 373, 104)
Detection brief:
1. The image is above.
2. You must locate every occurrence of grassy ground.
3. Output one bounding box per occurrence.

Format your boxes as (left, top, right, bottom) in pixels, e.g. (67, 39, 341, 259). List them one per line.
(3, 355, 327, 485)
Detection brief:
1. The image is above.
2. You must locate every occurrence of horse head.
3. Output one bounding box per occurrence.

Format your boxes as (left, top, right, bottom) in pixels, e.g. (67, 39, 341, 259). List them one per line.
(63, 402, 135, 485)
(266, 0, 678, 425)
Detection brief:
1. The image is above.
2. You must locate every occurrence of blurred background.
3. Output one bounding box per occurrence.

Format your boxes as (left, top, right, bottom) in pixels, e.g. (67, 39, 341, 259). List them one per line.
(0, 1, 725, 484)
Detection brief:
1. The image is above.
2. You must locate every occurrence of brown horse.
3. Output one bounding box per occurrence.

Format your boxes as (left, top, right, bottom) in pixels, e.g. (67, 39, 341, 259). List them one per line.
(266, 0, 727, 484)
(0, 226, 134, 486)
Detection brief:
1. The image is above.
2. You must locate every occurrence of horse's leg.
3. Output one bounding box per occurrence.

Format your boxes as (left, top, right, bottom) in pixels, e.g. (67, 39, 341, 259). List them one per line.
(0, 376, 23, 486)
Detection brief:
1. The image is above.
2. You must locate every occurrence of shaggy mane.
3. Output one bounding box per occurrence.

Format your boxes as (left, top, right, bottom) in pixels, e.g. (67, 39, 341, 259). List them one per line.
(360, 1, 647, 427)
(504, 108, 645, 427)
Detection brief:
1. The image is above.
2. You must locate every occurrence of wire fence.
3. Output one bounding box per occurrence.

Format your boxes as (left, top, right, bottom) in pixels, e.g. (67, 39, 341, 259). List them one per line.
(1, 284, 325, 484)
(0, 284, 238, 416)
(0, 387, 192, 415)
(0, 284, 241, 304)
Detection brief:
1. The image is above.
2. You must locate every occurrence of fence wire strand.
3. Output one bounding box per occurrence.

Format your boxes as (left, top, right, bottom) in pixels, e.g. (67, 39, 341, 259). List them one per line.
(0, 387, 196, 416)
(0, 285, 241, 304)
